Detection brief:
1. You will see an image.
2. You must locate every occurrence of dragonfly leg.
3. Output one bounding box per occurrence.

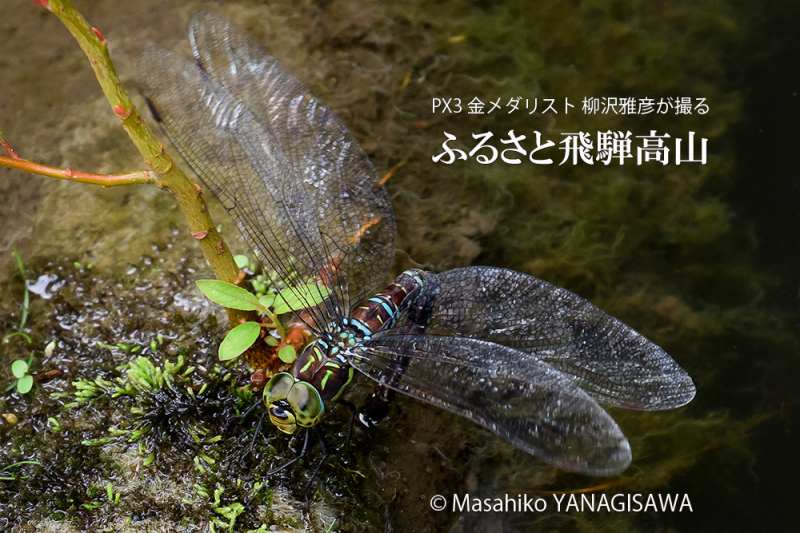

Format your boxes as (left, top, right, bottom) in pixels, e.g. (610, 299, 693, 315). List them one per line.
(235, 399, 265, 464)
(247, 411, 266, 456)
(239, 398, 263, 421)
(266, 428, 311, 477)
(303, 430, 329, 513)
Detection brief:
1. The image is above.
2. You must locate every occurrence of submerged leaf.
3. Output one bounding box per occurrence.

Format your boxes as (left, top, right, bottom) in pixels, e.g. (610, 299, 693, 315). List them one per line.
(219, 322, 261, 361)
(196, 280, 261, 311)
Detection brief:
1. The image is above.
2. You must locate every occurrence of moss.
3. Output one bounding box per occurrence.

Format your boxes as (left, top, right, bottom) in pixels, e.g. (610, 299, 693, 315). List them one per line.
(0, 252, 363, 531)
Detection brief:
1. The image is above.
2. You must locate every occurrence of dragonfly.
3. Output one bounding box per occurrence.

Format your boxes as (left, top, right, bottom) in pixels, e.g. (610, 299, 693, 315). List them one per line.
(139, 12, 695, 477)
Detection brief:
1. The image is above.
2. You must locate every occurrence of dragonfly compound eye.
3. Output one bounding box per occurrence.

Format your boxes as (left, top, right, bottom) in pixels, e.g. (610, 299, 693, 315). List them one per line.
(262, 372, 295, 405)
(267, 400, 297, 435)
(269, 402, 290, 420)
(287, 381, 325, 427)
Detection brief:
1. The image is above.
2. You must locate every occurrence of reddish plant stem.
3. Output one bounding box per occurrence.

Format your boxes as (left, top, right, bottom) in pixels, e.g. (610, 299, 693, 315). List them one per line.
(0, 155, 156, 187)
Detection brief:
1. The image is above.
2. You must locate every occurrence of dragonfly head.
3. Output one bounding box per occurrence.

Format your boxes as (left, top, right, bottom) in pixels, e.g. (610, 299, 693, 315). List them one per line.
(262, 372, 325, 434)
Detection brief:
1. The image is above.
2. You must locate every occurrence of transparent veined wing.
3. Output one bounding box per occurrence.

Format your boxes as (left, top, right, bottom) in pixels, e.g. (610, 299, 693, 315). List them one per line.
(349, 334, 632, 476)
(418, 267, 695, 410)
(187, 12, 396, 309)
(137, 13, 395, 328)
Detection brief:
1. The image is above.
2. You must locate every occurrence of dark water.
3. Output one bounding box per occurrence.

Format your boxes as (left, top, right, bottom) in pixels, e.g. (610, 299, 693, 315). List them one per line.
(0, 1, 798, 531)
(700, 1, 800, 531)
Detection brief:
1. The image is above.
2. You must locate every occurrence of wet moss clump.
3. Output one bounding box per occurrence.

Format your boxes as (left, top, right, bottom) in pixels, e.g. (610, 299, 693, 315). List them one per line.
(0, 250, 361, 531)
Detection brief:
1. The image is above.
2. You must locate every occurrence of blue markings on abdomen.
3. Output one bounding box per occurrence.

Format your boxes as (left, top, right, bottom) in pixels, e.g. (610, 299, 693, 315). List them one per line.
(346, 317, 374, 338)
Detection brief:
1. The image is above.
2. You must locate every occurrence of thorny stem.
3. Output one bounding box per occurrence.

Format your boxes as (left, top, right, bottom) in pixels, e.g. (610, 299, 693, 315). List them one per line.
(12, 0, 257, 326)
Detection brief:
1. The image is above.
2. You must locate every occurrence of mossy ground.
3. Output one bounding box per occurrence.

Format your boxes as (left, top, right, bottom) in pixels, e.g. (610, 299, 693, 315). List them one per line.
(1, 0, 797, 531)
(0, 250, 361, 531)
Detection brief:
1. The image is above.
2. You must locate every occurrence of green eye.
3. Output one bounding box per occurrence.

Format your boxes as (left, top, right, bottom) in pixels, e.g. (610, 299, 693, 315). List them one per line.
(287, 381, 324, 427)
(263, 372, 295, 405)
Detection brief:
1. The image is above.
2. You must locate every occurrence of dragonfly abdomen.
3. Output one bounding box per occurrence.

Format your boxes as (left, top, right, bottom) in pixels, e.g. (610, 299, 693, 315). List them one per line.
(347, 269, 426, 338)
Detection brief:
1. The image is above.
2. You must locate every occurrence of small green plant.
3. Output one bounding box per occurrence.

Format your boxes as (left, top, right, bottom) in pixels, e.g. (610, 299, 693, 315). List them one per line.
(0, 460, 41, 481)
(196, 267, 329, 363)
(3, 252, 56, 396)
(194, 481, 273, 533)
(209, 484, 245, 532)
(80, 481, 120, 511)
(2, 250, 32, 346)
(10, 358, 34, 395)
(105, 481, 121, 505)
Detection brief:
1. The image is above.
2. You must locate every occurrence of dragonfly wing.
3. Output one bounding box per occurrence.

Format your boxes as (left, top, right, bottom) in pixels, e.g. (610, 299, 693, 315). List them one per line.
(187, 12, 396, 306)
(420, 267, 695, 410)
(350, 334, 631, 476)
(137, 47, 342, 327)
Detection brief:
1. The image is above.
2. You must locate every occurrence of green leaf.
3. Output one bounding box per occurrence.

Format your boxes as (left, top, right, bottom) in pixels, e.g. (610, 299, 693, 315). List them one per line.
(196, 280, 261, 311)
(233, 255, 250, 269)
(257, 294, 275, 309)
(11, 359, 28, 379)
(265, 336, 279, 347)
(16, 374, 33, 394)
(218, 322, 261, 361)
(277, 345, 297, 364)
(272, 282, 331, 315)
